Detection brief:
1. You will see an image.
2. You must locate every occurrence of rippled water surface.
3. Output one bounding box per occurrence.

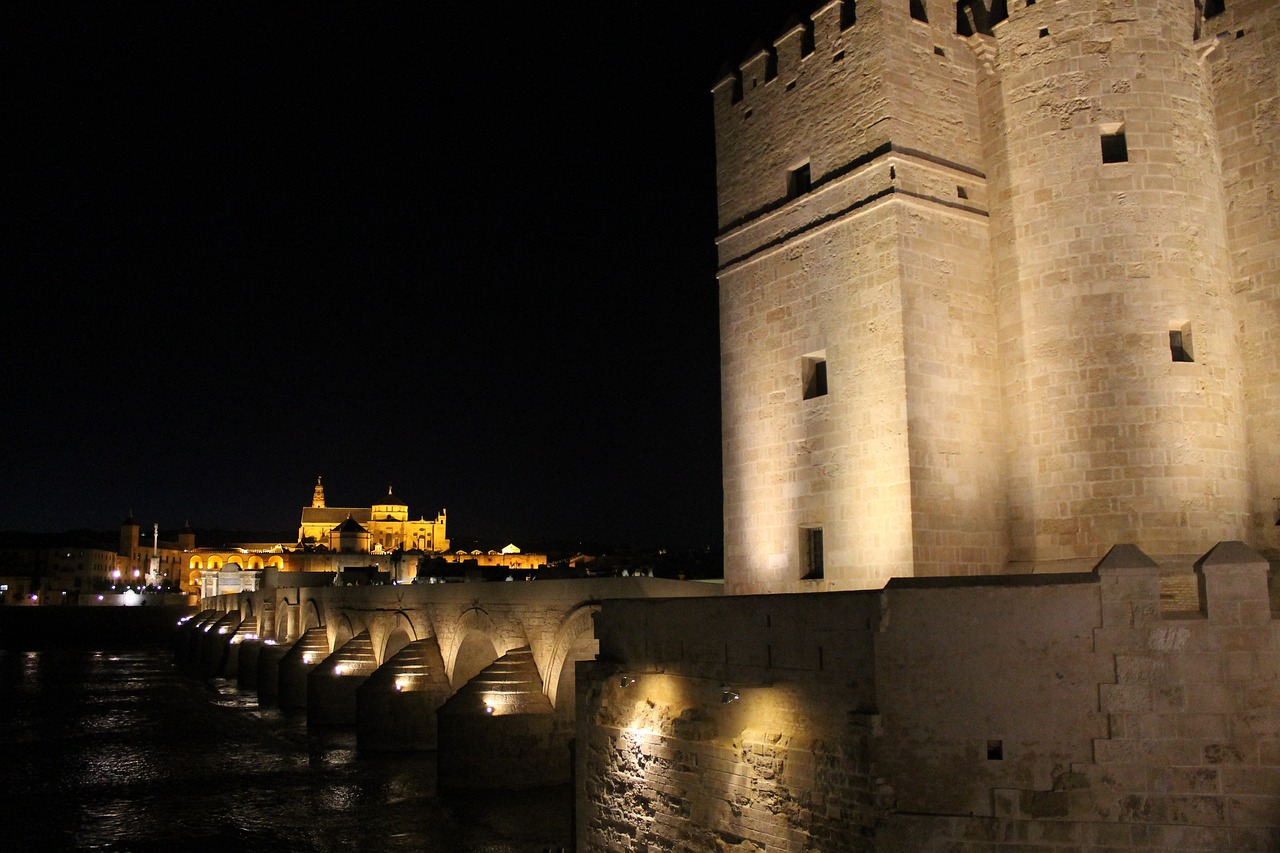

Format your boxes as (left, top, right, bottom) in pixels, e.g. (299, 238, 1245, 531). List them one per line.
(0, 649, 572, 852)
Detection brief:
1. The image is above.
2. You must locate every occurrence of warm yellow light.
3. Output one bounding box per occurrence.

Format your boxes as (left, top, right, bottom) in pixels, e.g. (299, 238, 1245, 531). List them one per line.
(333, 664, 347, 676)
(302, 653, 315, 665)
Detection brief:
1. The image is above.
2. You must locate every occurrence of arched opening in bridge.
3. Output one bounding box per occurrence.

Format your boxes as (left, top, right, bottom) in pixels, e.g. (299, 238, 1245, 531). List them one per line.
(545, 605, 601, 720)
(332, 614, 356, 651)
(383, 617, 416, 664)
(451, 632, 499, 691)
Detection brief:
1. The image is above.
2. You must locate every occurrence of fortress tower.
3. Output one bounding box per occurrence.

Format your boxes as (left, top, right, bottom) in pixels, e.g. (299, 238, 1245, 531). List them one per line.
(714, 0, 1278, 592)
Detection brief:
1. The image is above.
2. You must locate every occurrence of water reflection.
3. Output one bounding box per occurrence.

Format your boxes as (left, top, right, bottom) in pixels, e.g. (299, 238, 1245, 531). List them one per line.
(0, 649, 572, 852)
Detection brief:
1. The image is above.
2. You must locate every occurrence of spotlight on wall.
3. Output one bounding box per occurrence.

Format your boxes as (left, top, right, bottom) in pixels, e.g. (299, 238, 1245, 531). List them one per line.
(721, 687, 741, 704)
(619, 675, 637, 688)
(484, 704, 495, 715)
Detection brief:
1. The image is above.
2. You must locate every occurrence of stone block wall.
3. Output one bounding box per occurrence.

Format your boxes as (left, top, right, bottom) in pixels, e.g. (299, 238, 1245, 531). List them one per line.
(576, 542, 1280, 851)
(577, 591, 882, 849)
(1206, 0, 1280, 557)
(983, 0, 1249, 569)
(715, 0, 1277, 590)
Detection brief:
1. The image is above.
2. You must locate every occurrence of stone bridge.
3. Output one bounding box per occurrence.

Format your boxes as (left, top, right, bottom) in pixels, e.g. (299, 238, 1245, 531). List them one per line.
(174, 576, 720, 787)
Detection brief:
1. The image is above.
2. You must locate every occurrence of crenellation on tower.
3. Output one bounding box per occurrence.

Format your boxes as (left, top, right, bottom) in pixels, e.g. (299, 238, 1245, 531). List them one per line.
(738, 42, 777, 98)
(717, 0, 1276, 592)
(713, 1, 892, 233)
(772, 17, 813, 82)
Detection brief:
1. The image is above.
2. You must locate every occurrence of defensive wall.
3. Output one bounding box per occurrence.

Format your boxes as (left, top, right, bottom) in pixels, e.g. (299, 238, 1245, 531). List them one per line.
(576, 541, 1280, 851)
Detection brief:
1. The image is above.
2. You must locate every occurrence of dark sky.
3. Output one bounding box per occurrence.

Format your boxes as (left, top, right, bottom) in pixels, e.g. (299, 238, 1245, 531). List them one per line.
(4, 1, 816, 549)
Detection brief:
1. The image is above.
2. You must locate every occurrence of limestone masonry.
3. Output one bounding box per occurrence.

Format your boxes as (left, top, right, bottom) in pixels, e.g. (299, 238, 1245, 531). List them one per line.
(715, 0, 1278, 592)
(576, 542, 1280, 851)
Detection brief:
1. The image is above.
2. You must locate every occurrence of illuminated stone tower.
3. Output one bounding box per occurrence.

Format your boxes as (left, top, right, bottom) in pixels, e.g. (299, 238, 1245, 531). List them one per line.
(714, 0, 1278, 593)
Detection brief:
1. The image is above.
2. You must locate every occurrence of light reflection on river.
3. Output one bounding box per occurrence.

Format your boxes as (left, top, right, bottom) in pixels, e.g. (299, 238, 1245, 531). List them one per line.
(0, 649, 572, 852)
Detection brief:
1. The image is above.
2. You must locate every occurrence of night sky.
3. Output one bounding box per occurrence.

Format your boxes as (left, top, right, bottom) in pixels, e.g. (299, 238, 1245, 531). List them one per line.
(5, 1, 817, 549)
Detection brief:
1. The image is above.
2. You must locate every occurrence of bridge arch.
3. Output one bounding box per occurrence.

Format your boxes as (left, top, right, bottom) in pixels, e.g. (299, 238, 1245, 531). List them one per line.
(331, 612, 357, 650)
(380, 611, 420, 663)
(544, 603, 601, 712)
(446, 607, 500, 690)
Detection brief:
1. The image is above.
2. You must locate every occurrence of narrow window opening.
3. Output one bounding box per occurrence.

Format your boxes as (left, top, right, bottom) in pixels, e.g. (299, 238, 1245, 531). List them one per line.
(802, 352, 828, 399)
(1100, 123, 1128, 163)
(764, 49, 778, 82)
(1204, 0, 1225, 19)
(987, 740, 1004, 761)
(833, 49, 845, 62)
(802, 527, 824, 580)
(910, 0, 929, 23)
(934, 45, 946, 56)
(786, 80, 796, 91)
(957, 185, 969, 199)
(788, 162, 812, 200)
(1170, 323, 1194, 362)
(800, 25, 815, 58)
(744, 108, 753, 120)
(1026, 0, 1035, 5)
(1039, 27, 1050, 37)
(890, 165, 896, 180)
(841, 2, 857, 29)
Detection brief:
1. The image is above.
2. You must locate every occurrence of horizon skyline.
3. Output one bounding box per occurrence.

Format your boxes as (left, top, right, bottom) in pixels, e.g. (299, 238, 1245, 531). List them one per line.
(3, 1, 823, 550)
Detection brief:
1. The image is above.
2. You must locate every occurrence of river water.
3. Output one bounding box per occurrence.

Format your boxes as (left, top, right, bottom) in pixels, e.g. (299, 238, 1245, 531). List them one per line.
(0, 648, 573, 852)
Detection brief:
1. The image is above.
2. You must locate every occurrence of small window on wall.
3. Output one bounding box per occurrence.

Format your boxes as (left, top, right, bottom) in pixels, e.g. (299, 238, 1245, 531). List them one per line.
(1101, 122, 1128, 163)
(787, 161, 812, 199)
(1170, 323, 1195, 362)
(910, 0, 928, 22)
(803, 351, 828, 399)
(802, 526, 824, 580)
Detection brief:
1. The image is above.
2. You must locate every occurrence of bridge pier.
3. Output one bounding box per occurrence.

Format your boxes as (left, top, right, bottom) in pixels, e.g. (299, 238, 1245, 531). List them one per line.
(236, 637, 263, 689)
(199, 611, 241, 677)
(255, 639, 293, 704)
(307, 630, 377, 727)
(437, 646, 569, 788)
(278, 627, 330, 710)
(222, 619, 258, 678)
(175, 609, 218, 667)
(357, 637, 452, 752)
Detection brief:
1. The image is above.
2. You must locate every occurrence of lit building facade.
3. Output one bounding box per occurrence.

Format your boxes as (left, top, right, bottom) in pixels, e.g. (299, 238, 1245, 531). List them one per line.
(297, 478, 448, 554)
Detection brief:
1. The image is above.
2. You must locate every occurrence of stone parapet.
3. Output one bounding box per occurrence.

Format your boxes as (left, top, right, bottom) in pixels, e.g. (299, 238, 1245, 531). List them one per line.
(577, 541, 1279, 851)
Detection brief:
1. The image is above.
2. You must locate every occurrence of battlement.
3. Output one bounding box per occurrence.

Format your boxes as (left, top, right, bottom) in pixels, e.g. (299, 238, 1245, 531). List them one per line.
(716, 0, 1277, 588)
(712, 0, 997, 232)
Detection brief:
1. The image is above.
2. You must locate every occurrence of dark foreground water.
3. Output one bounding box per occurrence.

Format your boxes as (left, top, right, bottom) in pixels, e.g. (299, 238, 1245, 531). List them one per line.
(0, 648, 572, 853)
